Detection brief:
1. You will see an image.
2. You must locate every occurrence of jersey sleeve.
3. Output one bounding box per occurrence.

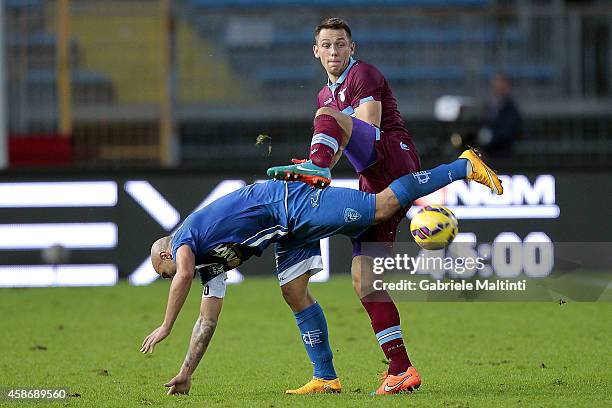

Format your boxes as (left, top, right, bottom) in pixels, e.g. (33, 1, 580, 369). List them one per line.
(350, 64, 385, 108)
(316, 88, 325, 109)
(171, 225, 197, 260)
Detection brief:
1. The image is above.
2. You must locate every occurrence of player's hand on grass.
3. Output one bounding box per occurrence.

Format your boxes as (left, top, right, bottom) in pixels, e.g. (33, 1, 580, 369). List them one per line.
(164, 373, 191, 395)
(140, 325, 171, 354)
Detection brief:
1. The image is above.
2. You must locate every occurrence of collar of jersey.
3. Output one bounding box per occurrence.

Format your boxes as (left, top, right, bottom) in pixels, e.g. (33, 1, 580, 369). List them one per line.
(327, 57, 356, 93)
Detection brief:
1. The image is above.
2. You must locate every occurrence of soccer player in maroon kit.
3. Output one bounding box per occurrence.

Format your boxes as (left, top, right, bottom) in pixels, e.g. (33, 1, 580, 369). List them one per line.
(267, 18, 423, 394)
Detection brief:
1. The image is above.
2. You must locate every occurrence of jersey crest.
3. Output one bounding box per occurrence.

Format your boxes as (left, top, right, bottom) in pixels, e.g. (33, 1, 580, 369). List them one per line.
(344, 207, 362, 223)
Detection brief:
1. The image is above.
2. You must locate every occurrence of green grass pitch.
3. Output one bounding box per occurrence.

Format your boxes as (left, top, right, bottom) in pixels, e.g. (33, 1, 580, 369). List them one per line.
(1, 276, 610, 407)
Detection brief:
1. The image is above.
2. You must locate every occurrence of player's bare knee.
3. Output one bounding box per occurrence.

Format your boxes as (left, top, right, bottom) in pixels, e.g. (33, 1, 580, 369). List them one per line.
(281, 291, 304, 312)
(352, 257, 378, 298)
(281, 285, 297, 305)
(280, 274, 313, 311)
(373, 207, 386, 224)
(351, 272, 361, 296)
(374, 189, 401, 224)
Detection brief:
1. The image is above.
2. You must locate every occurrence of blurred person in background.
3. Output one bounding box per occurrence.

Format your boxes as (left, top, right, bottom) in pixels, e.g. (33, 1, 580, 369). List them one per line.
(267, 17, 422, 395)
(478, 74, 523, 156)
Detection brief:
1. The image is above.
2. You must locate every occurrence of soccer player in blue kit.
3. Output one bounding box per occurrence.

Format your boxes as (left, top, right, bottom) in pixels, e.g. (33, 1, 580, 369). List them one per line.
(140, 150, 502, 396)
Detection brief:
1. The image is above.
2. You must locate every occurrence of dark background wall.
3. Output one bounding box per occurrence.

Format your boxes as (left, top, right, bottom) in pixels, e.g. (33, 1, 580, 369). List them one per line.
(1, 170, 609, 281)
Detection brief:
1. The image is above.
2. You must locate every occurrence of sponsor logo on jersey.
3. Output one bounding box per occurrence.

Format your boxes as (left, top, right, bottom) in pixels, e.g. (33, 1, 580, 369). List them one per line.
(344, 207, 362, 222)
(324, 97, 333, 105)
(338, 87, 347, 102)
(211, 243, 242, 267)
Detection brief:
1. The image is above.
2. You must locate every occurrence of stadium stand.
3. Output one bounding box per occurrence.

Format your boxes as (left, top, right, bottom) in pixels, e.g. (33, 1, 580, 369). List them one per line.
(6, 0, 115, 128)
(4, 0, 611, 169)
(189, 0, 494, 7)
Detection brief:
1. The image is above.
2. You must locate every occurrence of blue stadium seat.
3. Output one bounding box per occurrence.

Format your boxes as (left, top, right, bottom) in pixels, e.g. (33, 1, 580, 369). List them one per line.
(22, 69, 115, 105)
(380, 66, 465, 81)
(481, 64, 558, 81)
(6, 0, 43, 8)
(260, 27, 522, 47)
(256, 65, 464, 83)
(8, 32, 77, 48)
(191, 0, 491, 7)
(257, 66, 317, 82)
(357, 27, 522, 44)
(25, 69, 111, 85)
(7, 32, 80, 71)
(256, 63, 559, 82)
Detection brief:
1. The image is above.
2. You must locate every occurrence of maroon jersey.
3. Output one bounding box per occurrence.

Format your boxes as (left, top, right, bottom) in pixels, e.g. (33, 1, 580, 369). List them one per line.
(316, 58, 421, 251)
(316, 58, 411, 137)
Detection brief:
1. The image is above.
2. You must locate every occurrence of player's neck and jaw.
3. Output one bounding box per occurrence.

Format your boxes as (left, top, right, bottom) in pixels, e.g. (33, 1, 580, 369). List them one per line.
(314, 29, 355, 84)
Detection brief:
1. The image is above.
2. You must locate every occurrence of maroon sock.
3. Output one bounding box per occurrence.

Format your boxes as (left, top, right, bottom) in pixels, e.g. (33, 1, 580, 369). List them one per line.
(309, 114, 344, 168)
(361, 290, 412, 375)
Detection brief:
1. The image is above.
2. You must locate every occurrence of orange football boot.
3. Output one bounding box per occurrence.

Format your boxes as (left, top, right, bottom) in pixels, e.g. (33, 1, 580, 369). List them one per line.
(285, 377, 342, 394)
(374, 366, 421, 395)
(459, 148, 503, 195)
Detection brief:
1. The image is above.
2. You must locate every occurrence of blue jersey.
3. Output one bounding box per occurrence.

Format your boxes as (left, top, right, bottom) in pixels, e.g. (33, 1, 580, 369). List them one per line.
(171, 180, 375, 285)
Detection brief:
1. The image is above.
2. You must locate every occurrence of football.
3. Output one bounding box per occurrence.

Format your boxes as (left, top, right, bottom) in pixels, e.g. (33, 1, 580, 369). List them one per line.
(410, 205, 459, 250)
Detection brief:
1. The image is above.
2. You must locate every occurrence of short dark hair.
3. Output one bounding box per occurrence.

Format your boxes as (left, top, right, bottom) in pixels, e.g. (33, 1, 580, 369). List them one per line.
(314, 17, 352, 41)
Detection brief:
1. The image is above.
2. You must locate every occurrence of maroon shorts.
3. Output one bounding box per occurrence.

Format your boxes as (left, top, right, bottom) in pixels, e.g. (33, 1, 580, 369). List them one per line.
(353, 130, 420, 257)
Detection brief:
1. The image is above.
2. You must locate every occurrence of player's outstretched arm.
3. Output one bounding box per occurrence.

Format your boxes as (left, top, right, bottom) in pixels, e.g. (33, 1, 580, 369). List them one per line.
(161, 245, 195, 328)
(165, 296, 223, 395)
(140, 245, 195, 354)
